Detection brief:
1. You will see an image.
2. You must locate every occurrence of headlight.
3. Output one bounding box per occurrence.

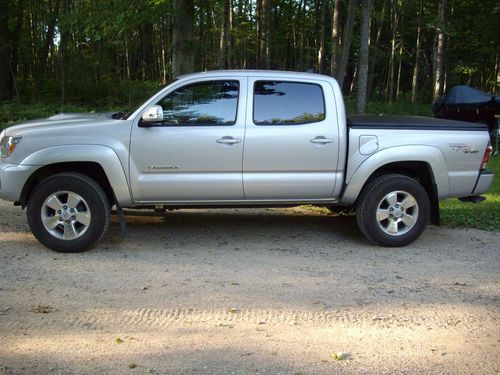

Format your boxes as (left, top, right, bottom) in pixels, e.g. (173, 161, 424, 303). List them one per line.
(0, 135, 23, 158)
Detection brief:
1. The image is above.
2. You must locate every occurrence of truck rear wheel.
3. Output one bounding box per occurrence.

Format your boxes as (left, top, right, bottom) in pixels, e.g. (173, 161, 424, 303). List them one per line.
(356, 174, 430, 247)
(27, 173, 110, 252)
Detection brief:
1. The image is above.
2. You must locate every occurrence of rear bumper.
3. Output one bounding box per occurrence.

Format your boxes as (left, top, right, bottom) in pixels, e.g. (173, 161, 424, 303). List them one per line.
(471, 171, 494, 196)
(0, 162, 39, 202)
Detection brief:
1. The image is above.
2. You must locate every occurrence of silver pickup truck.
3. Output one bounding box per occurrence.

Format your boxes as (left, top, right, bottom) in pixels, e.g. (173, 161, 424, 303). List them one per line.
(0, 70, 494, 252)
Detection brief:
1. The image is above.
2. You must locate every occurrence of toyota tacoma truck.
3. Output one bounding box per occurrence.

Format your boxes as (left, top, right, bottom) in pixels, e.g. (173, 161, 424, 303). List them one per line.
(0, 70, 494, 252)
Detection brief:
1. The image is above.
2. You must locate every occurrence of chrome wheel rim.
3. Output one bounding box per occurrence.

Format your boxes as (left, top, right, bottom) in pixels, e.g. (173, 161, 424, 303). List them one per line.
(376, 190, 419, 236)
(41, 191, 91, 240)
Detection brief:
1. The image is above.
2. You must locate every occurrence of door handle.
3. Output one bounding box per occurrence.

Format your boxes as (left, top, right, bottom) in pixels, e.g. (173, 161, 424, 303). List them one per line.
(309, 137, 333, 144)
(216, 136, 241, 145)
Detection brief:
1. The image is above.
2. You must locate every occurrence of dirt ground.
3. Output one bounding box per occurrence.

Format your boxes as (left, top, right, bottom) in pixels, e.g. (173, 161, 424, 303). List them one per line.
(0, 200, 498, 374)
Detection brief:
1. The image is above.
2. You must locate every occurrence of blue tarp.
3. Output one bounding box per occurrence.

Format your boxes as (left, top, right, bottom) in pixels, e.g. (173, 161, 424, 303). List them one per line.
(442, 85, 495, 105)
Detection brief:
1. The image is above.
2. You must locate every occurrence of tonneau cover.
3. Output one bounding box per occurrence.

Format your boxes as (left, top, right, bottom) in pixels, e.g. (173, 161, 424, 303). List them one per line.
(348, 115, 488, 131)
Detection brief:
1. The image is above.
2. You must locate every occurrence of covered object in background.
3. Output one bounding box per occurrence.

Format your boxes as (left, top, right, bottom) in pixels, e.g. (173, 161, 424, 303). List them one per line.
(433, 85, 500, 135)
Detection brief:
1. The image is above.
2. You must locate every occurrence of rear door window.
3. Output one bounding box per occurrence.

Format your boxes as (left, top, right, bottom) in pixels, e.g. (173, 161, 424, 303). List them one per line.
(253, 81, 325, 125)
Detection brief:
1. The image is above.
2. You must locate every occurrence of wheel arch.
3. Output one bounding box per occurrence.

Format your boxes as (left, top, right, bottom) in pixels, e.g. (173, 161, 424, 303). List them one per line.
(19, 145, 132, 208)
(21, 162, 113, 208)
(360, 161, 440, 225)
(341, 146, 448, 225)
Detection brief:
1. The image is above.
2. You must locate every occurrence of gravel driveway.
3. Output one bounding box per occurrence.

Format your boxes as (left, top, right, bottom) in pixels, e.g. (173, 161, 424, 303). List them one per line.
(0, 200, 498, 374)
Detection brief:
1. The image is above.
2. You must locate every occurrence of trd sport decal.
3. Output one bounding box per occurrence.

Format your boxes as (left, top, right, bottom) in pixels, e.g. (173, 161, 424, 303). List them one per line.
(447, 143, 479, 154)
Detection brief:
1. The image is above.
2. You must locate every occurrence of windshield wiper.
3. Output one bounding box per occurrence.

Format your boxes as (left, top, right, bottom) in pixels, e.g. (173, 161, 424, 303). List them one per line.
(111, 111, 128, 119)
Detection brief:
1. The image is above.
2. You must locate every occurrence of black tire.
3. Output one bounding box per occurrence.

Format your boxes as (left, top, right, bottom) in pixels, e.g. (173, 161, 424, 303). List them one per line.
(356, 174, 430, 247)
(27, 173, 110, 252)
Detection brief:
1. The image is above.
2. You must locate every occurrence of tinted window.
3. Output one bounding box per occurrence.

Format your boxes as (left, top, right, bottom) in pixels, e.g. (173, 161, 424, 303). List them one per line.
(156, 80, 239, 125)
(253, 81, 325, 125)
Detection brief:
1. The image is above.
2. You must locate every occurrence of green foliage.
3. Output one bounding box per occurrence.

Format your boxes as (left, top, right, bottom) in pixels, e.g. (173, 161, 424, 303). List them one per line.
(345, 97, 433, 117)
(2, 0, 499, 105)
(0, 102, 96, 130)
(440, 156, 500, 231)
(444, 0, 500, 90)
(0, 80, 161, 129)
(18, 79, 161, 107)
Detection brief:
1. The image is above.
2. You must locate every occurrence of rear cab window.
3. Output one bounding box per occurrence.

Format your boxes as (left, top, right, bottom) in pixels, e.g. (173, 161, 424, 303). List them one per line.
(253, 81, 325, 125)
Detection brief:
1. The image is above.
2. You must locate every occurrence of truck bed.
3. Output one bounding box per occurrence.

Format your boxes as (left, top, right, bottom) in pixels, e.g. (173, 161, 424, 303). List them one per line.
(347, 115, 488, 131)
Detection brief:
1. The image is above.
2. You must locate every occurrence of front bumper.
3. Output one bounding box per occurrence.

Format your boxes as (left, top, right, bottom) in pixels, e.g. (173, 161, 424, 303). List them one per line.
(471, 170, 495, 196)
(0, 162, 39, 202)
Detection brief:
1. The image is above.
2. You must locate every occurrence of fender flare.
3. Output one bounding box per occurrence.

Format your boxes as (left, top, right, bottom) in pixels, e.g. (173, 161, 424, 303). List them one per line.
(341, 145, 449, 204)
(20, 145, 132, 206)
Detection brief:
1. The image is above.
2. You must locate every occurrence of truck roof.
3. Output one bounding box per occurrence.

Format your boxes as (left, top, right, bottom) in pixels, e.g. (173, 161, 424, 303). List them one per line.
(176, 69, 335, 81)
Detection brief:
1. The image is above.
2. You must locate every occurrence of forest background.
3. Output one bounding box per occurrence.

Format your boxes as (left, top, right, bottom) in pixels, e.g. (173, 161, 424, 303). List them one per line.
(0, 0, 499, 127)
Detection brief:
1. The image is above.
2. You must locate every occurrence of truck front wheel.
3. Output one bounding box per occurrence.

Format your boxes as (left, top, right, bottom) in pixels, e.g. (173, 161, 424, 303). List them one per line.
(27, 173, 110, 252)
(356, 174, 430, 247)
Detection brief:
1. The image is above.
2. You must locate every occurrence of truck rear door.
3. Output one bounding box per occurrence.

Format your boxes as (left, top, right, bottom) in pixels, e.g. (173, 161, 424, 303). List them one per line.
(242, 77, 340, 199)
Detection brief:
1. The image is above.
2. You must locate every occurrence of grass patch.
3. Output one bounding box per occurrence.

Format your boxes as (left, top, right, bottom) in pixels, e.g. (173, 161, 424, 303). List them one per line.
(440, 156, 499, 231)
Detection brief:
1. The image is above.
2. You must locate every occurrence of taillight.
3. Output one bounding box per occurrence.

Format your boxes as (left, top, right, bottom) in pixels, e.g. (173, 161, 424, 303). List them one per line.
(481, 142, 492, 170)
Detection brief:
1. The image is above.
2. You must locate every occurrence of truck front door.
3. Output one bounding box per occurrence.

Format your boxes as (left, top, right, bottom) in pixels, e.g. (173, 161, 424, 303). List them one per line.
(129, 78, 246, 202)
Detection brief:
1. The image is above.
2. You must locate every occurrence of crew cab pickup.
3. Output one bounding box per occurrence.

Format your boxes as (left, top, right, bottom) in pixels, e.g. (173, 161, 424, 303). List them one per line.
(0, 70, 494, 252)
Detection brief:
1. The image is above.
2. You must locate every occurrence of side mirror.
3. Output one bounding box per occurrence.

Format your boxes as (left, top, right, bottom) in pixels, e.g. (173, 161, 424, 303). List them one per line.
(141, 105, 164, 122)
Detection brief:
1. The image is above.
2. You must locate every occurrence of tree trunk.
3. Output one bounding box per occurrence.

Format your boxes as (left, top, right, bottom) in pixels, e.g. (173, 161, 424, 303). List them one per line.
(0, 0, 24, 101)
(495, 46, 500, 92)
(336, 0, 355, 91)
(256, 0, 271, 69)
(161, 20, 168, 84)
(256, 0, 261, 67)
(227, 0, 233, 69)
(172, 0, 194, 77)
(60, 0, 69, 106)
(366, 0, 385, 99)
(297, 0, 306, 71)
(10, 0, 24, 101)
(125, 36, 130, 80)
(330, 0, 341, 76)
(349, 65, 357, 95)
(374, 0, 386, 47)
(218, 0, 230, 69)
(140, 22, 154, 80)
(411, 0, 423, 102)
(356, 0, 371, 114)
(0, 0, 12, 100)
(433, 0, 446, 101)
(386, 0, 399, 103)
(32, 0, 60, 102)
(396, 40, 403, 99)
(316, 0, 326, 73)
